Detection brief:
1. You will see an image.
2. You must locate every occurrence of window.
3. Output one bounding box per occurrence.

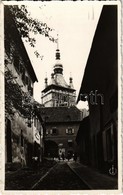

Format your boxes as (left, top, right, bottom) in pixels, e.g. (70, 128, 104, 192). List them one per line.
(63, 96, 67, 102)
(66, 128, 74, 134)
(55, 100, 58, 107)
(52, 128, 57, 134)
(28, 80, 33, 96)
(50, 127, 58, 135)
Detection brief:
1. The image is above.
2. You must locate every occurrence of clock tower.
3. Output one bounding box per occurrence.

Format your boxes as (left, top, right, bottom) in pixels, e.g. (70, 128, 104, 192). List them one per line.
(41, 39, 76, 107)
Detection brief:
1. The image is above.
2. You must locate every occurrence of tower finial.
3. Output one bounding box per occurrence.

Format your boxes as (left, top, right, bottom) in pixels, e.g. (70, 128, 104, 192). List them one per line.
(57, 34, 59, 50)
(54, 33, 63, 74)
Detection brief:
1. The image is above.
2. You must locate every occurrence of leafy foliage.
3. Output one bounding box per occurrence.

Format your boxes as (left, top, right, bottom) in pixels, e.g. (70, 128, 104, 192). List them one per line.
(5, 66, 39, 126)
(8, 5, 57, 59)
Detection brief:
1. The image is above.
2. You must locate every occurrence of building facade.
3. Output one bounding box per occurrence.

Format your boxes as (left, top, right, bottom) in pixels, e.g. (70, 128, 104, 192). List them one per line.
(76, 116, 91, 165)
(5, 7, 44, 168)
(40, 106, 82, 159)
(77, 5, 118, 177)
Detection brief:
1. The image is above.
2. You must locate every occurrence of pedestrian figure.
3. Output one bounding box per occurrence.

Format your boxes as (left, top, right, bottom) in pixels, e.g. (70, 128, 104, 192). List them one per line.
(67, 152, 70, 161)
(58, 155, 61, 161)
(32, 156, 38, 170)
(73, 153, 77, 162)
(20, 148, 26, 167)
(61, 153, 65, 161)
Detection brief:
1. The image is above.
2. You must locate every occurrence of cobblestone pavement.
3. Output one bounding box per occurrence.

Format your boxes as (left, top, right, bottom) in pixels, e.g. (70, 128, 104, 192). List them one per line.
(5, 160, 56, 190)
(68, 162, 118, 189)
(34, 162, 89, 190)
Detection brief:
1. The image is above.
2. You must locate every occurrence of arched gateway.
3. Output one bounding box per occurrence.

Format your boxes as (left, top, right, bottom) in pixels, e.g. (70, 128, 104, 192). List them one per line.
(44, 140, 58, 158)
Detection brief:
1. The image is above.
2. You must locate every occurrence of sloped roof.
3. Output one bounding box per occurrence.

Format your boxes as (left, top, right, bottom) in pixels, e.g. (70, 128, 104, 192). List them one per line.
(42, 83, 75, 93)
(53, 74, 70, 88)
(42, 74, 75, 93)
(40, 106, 82, 123)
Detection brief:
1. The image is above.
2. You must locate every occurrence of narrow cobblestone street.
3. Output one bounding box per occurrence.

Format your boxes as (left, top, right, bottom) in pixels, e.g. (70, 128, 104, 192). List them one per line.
(33, 162, 89, 190)
(5, 161, 89, 190)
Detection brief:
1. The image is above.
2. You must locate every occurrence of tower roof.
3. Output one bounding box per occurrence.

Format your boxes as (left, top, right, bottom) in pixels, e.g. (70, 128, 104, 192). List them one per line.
(42, 35, 75, 93)
(54, 74, 70, 88)
(42, 83, 75, 93)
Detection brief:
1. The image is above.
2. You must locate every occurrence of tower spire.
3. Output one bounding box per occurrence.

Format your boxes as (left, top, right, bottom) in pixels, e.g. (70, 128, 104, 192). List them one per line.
(57, 34, 59, 50)
(56, 34, 60, 60)
(54, 34, 63, 75)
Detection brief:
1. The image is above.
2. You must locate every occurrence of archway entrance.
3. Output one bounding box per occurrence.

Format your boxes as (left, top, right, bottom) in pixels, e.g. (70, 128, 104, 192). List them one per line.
(44, 140, 58, 158)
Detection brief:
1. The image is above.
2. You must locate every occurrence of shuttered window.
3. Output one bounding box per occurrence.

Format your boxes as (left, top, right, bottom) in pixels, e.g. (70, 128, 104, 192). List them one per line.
(66, 128, 74, 134)
(50, 127, 58, 135)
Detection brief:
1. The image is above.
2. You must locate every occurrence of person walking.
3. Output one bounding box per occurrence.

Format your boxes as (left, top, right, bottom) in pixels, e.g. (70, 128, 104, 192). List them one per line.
(73, 152, 77, 162)
(61, 153, 65, 161)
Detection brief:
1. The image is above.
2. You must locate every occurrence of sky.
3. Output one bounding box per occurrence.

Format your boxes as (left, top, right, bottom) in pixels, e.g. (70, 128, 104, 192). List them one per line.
(22, 2, 103, 109)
